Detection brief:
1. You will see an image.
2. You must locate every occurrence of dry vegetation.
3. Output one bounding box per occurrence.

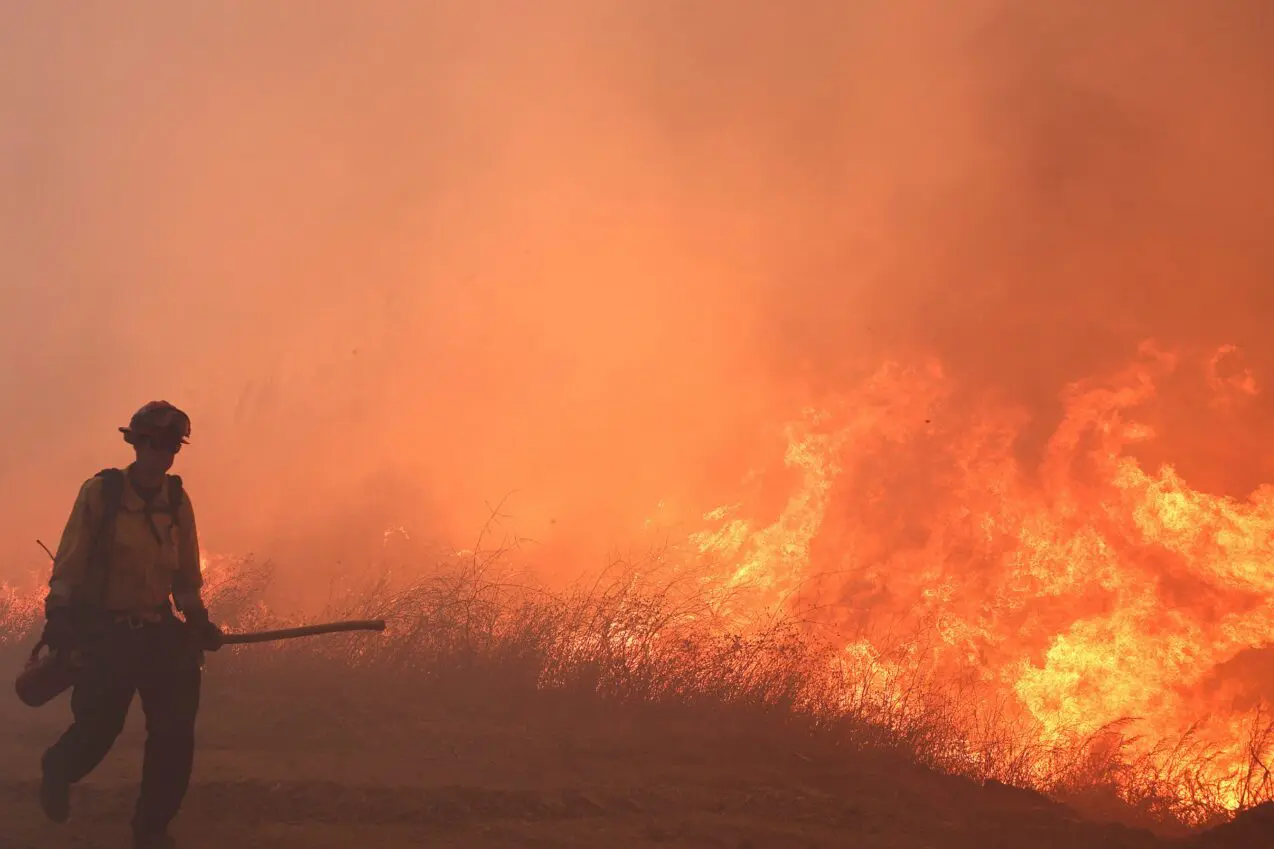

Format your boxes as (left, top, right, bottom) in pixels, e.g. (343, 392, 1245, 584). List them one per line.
(3, 544, 1273, 847)
(220, 548, 1274, 832)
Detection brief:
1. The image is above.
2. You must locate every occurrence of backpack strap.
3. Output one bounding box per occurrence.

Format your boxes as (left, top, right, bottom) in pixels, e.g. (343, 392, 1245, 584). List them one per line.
(79, 468, 125, 608)
(167, 474, 184, 529)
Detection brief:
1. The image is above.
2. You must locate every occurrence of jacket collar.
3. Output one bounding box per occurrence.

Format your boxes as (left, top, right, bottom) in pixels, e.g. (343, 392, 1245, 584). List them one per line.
(120, 465, 173, 513)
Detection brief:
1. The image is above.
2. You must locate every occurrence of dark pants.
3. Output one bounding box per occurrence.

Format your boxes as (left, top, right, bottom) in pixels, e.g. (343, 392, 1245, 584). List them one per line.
(42, 615, 202, 837)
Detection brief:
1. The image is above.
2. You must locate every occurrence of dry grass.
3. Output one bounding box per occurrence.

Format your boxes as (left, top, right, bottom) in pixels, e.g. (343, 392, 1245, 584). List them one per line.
(6, 544, 1272, 838)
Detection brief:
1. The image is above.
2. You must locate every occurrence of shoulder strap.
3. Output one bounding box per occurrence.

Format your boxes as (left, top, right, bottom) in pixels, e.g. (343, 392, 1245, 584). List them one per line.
(167, 474, 184, 528)
(80, 468, 125, 608)
(97, 468, 125, 521)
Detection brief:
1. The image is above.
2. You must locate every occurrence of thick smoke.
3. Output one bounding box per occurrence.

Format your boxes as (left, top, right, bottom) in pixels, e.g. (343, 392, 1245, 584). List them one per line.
(1, 2, 1270, 591)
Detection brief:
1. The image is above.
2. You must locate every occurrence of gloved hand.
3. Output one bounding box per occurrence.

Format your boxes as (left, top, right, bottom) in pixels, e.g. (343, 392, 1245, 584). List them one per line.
(185, 607, 224, 652)
(41, 608, 78, 651)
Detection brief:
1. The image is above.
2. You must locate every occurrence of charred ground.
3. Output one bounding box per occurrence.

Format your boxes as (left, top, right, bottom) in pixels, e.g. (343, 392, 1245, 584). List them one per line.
(1, 560, 1270, 849)
(0, 649, 1187, 849)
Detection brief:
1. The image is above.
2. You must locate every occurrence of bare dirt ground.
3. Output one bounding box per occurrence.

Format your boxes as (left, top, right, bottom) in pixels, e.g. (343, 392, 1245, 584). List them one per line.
(0, 651, 1262, 849)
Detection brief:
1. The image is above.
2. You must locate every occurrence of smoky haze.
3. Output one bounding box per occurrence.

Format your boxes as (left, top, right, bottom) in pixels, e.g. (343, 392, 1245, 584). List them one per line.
(1, 2, 1271, 593)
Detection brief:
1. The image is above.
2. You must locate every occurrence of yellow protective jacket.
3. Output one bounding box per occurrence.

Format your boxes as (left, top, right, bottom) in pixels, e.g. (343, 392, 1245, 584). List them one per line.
(45, 467, 204, 617)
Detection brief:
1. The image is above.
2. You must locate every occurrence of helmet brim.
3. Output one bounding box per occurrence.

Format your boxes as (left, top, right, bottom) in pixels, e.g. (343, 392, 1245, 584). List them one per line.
(120, 427, 190, 444)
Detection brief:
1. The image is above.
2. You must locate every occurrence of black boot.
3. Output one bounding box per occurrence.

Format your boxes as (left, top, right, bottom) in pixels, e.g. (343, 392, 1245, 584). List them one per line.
(38, 768, 70, 823)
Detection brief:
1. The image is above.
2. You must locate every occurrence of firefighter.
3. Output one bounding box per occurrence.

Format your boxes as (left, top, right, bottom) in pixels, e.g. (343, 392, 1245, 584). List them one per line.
(38, 401, 224, 849)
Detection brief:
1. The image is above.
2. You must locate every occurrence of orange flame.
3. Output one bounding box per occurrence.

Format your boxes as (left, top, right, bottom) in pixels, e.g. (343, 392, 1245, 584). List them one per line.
(687, 343, 1272, 810)
(5, 343, 1269, 819)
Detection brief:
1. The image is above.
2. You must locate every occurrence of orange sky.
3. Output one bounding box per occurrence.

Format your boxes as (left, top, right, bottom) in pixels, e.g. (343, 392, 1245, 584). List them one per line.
(1, 1, 1271, 591)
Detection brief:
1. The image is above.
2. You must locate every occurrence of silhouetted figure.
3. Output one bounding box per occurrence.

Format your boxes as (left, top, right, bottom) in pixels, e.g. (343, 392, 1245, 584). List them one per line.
(38, 401, 224, 849)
